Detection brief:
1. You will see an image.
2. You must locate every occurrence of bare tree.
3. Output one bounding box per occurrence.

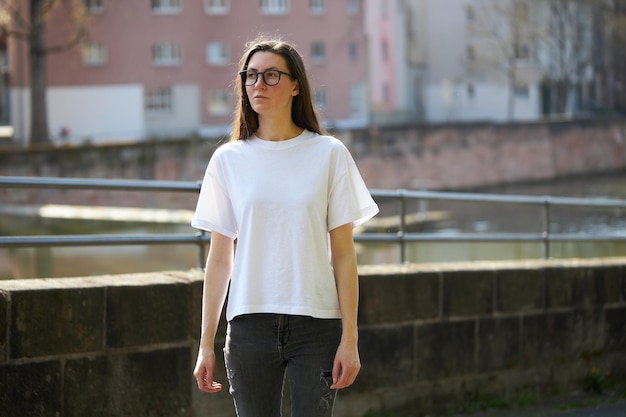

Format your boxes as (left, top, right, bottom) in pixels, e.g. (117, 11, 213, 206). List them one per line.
(614, 0, 626, 113)
(0, 0, 89, 144)
(594, 0, 626, 114)
(468, 0, 541, 120)
(537, 0, 597, 115)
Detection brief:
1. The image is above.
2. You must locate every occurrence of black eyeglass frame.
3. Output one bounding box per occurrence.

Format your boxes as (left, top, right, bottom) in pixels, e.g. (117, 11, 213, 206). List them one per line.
(239, 69, 294, 86)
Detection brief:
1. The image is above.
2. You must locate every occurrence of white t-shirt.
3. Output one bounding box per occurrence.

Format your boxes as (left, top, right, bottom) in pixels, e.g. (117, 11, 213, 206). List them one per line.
(192, 130, 379, 321)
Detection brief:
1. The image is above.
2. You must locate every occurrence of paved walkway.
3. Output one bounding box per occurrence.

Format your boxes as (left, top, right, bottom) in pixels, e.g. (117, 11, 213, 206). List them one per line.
(448, 393, 626, 417)
(549, 401, 626, 417)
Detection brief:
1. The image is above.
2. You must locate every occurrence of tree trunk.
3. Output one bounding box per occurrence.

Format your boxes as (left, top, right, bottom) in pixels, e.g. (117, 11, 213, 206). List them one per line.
(29, 0, 49, 144)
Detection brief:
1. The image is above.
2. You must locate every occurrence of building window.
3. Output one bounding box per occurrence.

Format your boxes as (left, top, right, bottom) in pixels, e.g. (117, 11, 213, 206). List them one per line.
(351, 83, 365, 117)
(207, 42, 229, 65)
(347, 0, 359, 15)
(151, 0, 181, 14)
(348, 42, 358, 62)
(208, 90, 230, 116)
(515, 44, 530, 60)
(467, 83, 475, 98)
(465, 4, 475, 22)
(310, 0, 325, 14)
(261, 0, 288, 15)
(145, 87, 172, 113)
(514, 2, 529, 22)
(514, 84, 530, 98)
(311, 42, 326, 63)
(314, 88, 326, 112)
(381, 39, 389, 61)
(153, 42, 182, 66)
(82, 42, 107, 66)
(467, 45, 475, 61)
(205, 0, 229, 14)
(382, 83, 390, 104)
(84, 0, 104, 13)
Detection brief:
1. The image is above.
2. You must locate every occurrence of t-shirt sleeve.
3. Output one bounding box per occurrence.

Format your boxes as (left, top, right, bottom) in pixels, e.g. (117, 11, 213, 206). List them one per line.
(191, 154, 238, 238)
(327, 145, 379, 231)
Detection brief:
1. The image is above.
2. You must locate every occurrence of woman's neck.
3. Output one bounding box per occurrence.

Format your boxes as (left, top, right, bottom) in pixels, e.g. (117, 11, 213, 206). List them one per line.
(256, 118, 303, 142)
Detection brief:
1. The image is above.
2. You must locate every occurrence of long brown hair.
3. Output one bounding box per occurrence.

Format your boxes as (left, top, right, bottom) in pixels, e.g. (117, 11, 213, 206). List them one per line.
(230, 35, 327, 141)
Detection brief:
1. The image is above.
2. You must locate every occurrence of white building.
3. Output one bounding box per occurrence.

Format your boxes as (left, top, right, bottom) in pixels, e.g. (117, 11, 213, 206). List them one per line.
(364, 0, 595, 124)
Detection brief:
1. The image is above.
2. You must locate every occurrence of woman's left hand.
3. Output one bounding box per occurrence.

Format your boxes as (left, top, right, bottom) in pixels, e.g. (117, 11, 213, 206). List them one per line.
(330, 338, 361, 389)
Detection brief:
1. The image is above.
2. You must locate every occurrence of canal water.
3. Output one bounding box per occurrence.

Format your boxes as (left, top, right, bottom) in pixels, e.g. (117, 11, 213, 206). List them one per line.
(2, 171, 626, 280)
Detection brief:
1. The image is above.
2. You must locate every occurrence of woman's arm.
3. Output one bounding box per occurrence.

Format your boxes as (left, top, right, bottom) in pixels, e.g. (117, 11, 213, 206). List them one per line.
(329, 222, 361, 389)
(193, 231, 234, 393)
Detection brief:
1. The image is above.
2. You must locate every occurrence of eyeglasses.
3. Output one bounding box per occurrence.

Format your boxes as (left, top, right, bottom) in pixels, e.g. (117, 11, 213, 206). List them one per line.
(239, 69, 294, 86)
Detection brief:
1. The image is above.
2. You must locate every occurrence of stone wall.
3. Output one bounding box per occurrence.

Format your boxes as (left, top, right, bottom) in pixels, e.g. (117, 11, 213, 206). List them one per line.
(345, 120, 626, 190)
(1, 258, 625, 416)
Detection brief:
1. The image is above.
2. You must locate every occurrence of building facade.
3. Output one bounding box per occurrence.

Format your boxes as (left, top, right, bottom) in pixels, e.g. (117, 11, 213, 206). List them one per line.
(7, 0, 368, 144)
(364, 0, 600, 125)
(3, 0, 619, 144)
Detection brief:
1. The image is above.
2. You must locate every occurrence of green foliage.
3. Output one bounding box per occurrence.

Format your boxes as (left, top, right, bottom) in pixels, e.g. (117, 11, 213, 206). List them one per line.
(583, 367, 612, 395)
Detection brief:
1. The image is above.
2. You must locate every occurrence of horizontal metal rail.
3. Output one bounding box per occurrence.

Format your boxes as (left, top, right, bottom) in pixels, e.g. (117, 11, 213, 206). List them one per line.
(0, 176, 201, 192)
(369, 188, 626, 209)
(2, 176, 626, 266)
(0, 233, 211, 247)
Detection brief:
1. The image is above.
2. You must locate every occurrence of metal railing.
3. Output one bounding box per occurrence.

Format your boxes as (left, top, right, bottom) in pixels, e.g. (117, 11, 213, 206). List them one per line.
(2, 176, 626, 266)
(367, 188, 626, 262)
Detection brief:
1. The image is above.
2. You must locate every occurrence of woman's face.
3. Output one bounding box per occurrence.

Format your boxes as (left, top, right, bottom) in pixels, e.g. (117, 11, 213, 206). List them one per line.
(244, 51, 299, 118)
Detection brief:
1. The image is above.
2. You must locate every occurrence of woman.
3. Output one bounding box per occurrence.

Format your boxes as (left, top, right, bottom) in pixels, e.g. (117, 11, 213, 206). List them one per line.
(191, 35, 379, 417)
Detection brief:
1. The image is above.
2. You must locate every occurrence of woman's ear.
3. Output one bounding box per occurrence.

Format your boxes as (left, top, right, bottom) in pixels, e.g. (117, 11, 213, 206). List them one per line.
(292, 80, 300, 96)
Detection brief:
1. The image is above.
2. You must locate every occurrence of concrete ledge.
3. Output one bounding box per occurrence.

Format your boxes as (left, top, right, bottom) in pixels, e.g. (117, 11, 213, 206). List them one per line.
(0, 258, 625, 417)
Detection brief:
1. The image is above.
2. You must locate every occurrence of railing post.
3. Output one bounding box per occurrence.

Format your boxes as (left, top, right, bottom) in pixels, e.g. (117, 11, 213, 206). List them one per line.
(399, 189, 406, 263)
(542, 198, 551, 259)
(198, 230, 208, 270)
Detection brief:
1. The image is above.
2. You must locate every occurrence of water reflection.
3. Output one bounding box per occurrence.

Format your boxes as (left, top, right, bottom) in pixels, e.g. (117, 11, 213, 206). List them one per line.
(2, 171, 626, 279)
(358, 171, 626, 264)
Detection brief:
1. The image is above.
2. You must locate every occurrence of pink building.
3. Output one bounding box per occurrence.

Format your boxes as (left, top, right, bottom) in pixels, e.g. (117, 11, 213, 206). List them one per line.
(8, 0, 368, 144)
(363, 0, 427, 125)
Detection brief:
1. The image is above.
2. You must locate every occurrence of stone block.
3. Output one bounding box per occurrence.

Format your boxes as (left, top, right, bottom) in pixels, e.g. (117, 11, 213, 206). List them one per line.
(605, 306, 626, 352)
(573, 307, 605, 353)
(64, 348, 192, 417)
(9, 287, 104, 359)
(442, 270, 494, 317)
(546, 265, 599, 309)
(189, 279, 203, 339)
(416, 320, 476, 380)
(497, 268, 544, 313)
(359, 272, 439, 325)
(0, 291, 7, 363)
(106, 282, 190, 347)
(620, 265, 626, 302)
(356, 324, 415, 391)
(521, 311, 576, 367)
(593, 265, 622, 304)
(478, 317, 520, 372)
(0, 360, 62, 417)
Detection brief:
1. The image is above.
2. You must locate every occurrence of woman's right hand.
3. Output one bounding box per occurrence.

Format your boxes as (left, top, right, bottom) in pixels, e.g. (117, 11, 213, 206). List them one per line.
(193, 348, 223, 393)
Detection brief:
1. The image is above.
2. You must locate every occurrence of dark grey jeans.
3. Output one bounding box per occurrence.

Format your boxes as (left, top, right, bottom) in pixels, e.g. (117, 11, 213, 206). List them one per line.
(224, 314, 342, 417)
